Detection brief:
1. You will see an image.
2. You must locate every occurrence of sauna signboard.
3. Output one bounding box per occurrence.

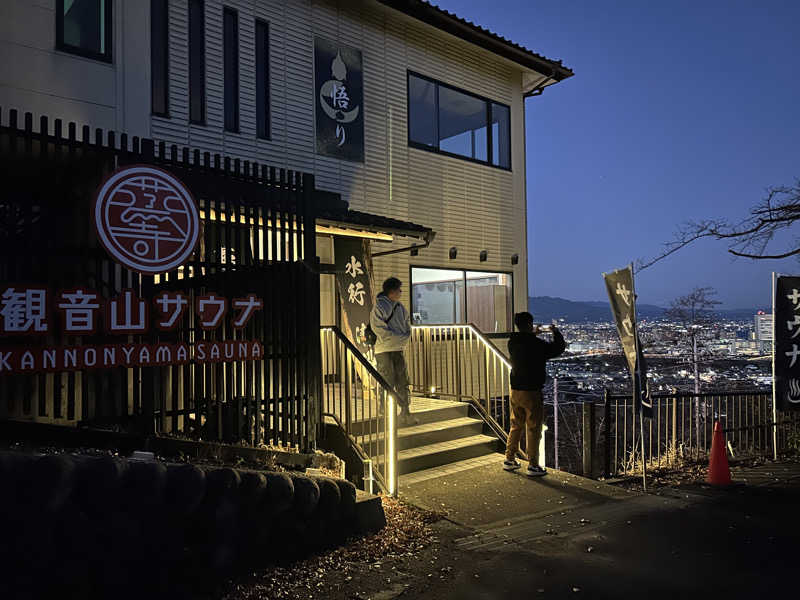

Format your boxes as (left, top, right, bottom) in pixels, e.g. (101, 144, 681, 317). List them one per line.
(0, 166, 263, 374)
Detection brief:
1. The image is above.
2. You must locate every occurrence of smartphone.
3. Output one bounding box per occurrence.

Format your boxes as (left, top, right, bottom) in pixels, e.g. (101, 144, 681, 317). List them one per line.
(535, 324, 553, 334)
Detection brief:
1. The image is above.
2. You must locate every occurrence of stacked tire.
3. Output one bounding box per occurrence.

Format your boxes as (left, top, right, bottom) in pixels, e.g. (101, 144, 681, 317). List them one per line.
(0, 451, 358, 599)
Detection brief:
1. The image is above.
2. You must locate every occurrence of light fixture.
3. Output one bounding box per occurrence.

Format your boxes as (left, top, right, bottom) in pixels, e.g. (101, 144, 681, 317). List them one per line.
(387, 395, 397, 496)
(429, 386, 438, 398)
(449, 247, 457, 260)
(511, 254, 519, 265)
(479, 250, 488, 262)
(410, 247, 419, 257)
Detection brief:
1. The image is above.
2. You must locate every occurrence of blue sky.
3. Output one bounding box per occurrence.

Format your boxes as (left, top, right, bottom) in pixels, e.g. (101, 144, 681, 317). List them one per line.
(433, 0, 800, 309)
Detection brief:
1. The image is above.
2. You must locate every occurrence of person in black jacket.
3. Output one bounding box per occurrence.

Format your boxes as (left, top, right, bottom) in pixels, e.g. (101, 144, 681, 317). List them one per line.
(504, 311, 566, 477)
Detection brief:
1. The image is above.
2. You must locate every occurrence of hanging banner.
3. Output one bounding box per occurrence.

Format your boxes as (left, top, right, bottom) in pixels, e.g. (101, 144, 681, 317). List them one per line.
(334, 237, 373, 355)
(314, 37, 364, 162)
(603, 265, 652, 417)
(773, 275, 800, 411)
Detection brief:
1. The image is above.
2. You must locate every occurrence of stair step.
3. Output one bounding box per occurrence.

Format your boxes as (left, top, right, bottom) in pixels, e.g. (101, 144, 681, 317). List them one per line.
(398, 417, 485, 450)
(400, 453, 505, 486)
(349, 401, 470, 436)
(398, 434, 499, 475)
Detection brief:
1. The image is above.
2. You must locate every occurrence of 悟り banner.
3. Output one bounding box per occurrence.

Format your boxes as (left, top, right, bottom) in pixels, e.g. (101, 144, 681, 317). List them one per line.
(774, 275, 800, 411)
(314, 37, 364, 162)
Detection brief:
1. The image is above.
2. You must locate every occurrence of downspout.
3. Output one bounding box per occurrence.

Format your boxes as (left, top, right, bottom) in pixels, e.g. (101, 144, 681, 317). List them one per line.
(523, 70, 555, 98)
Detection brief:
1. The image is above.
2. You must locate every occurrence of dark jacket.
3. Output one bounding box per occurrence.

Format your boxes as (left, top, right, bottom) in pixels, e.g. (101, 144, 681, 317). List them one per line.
(508, 329, 566, 391)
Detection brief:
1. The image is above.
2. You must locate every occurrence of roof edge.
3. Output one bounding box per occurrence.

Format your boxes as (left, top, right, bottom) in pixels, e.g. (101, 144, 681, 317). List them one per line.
(376, 0, 574, 81)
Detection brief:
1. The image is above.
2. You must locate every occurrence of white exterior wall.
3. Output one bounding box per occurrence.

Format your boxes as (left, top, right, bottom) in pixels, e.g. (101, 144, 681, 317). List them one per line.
(0, 0, 151, 137)
(0, 0, 535, 323)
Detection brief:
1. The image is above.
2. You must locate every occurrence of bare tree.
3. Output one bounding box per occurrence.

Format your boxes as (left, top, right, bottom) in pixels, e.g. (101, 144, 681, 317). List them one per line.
(665, 287, 721, 446)
(638, 180, 800, 271)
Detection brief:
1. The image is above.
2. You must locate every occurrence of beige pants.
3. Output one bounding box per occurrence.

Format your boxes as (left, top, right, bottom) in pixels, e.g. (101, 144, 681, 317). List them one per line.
(505, 389, 544, 466)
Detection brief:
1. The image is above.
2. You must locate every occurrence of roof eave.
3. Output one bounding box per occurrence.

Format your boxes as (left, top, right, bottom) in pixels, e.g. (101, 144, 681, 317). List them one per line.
(377, 0, 574, 82)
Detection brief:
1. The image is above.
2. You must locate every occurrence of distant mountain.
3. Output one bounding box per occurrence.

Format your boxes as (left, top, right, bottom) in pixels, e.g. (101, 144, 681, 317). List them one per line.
(528, 296, 757, 323)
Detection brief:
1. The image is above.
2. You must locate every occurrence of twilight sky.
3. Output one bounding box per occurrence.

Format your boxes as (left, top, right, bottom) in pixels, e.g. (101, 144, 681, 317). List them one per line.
(434, 0, 800, 309)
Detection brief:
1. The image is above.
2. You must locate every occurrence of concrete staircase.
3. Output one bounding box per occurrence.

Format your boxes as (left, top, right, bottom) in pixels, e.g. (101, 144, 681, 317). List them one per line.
(398, 396, 502, 479)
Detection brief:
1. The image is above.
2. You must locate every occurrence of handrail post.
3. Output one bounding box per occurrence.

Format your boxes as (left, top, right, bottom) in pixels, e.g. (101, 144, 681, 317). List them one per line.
(454, 328, 462, 402)
(603, 389, 611, 478)
(582, 401, 596, 478)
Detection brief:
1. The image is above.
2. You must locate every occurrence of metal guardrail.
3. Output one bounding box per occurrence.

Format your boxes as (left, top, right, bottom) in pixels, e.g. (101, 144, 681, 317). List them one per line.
(320, 327, 398, 496)
(604, 389, 800, 475)
(408, 324, 513, 448)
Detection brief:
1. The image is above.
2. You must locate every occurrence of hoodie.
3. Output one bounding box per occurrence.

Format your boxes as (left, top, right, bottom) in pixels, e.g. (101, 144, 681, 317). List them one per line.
(507, 329, 566, 391)
(370, 292, 411, 354)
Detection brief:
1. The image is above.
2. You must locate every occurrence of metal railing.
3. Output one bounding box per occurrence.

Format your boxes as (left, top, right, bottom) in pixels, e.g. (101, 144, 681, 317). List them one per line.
(320, 327, 398, 496)
(604, 389, 800, 476)
(408, 325, 512, 446)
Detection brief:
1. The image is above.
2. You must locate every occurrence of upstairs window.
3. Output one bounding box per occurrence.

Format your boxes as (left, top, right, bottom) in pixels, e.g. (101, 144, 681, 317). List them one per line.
(407, 72, 511, 170)
(255, 19, 270, 140)
(56, 0, 112, 62)
(151, 0, 169, 116)
(189, 0, 206, 124)
(223, 7, 239, 133)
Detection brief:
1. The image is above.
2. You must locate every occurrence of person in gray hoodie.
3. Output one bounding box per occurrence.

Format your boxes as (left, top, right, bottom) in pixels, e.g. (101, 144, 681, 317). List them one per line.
(370, 277, 417, 424)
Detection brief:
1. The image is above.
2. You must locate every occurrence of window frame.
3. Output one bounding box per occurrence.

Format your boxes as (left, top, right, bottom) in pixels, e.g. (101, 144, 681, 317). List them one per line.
(188, 0, 206, 125)
(255, 18, 270, 140)
(223, 6, 239, 133)
(406, 71, 512, 171)
(55, 0, 113, 63)
(151, 0, 169, 117)
(409, 264, 516, 332)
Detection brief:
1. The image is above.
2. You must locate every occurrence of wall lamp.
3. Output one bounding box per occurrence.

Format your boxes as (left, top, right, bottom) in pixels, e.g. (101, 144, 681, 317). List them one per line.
(449, 247, 457, 260)
(410, 248, 419, 256)
(479, 250, 488, 262)
(511, 254, 519, 265)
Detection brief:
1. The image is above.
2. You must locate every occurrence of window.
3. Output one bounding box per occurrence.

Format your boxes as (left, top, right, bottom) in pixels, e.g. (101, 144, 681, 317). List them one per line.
(223, 8, 239, 132)
(151, 0, 169, 116)
(410, 267, 513, 332)
(189, 0, 206, 124)
(407, 73, 511, 169)
(255, 20, 270, 139)
(490, 103, 511, 168)
(56, 0, 112, 62)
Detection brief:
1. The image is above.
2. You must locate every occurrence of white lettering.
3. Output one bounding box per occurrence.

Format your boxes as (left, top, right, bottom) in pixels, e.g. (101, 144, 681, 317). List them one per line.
(224, 342, 234, 359)
(43, 349, 56, 370)
(156, 346, 172, 363)
(104, 347, 116, 366)
(21, 351, 35, 370)
(196, 342, 206, 360)
(139, 347, 151, 364)
(177, 344, 188, 362)
(252, 342, 261, 358)
(210, 343, 220, 360)
(0, 351, 11, 371)
(64, 349, 77, 368)
(121, 345, 135, 364)
(84, 348, 96, 367)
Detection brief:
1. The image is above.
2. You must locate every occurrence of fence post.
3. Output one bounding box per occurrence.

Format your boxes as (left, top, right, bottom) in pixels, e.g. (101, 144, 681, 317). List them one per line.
(582, 401, 596, 478)
(603, 389, 611, 477)
(672, 393, 678, 459)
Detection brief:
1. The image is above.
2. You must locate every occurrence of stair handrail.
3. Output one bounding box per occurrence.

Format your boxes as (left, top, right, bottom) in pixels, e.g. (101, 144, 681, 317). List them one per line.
(320, 326, 399, 496)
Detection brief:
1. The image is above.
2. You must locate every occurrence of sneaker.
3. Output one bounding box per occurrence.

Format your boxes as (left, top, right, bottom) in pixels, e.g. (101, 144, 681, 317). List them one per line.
(526, 465, 547, 477)
(503, 459, 521, 471)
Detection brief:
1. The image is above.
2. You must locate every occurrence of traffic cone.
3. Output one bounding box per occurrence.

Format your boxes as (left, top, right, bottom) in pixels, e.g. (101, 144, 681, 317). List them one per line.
(706, 421, 732, 486)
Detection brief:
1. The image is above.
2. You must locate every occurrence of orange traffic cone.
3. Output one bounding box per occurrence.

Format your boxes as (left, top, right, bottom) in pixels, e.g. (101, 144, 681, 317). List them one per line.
(706, 421, 732, 486)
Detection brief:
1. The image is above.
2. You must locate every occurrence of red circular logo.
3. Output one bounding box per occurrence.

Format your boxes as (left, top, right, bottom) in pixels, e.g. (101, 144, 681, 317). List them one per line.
(94, 166, 200, 274)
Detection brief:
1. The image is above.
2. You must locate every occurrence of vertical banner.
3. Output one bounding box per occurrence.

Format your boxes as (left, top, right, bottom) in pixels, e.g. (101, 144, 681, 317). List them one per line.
(314, 37, 364, 162)
(773, 275, 800, 411)
(603, 265, 652, 417)
(334, 237, 373, 356)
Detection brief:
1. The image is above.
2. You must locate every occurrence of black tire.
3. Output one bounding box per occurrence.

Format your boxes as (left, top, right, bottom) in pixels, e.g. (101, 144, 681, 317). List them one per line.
(263, 471, 294, 516)
(122, 460, 167, 514)
(289, 474, 320, 517)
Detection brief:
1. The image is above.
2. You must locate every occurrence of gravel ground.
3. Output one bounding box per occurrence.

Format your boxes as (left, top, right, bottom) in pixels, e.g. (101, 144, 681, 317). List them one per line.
(217, 497, 448, 600)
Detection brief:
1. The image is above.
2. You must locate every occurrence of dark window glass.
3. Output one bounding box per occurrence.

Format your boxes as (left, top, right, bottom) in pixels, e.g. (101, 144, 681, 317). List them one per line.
(189, 0, 205, 124)
(491, 103, 510, 168)
(408, 74, 437, 148)
(255, 20, 270, 139)
(438, 86, 488, 161)
(223, 8, 239, 132)
(56, 0, 112, 62)
(151, 0, 169, 116)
